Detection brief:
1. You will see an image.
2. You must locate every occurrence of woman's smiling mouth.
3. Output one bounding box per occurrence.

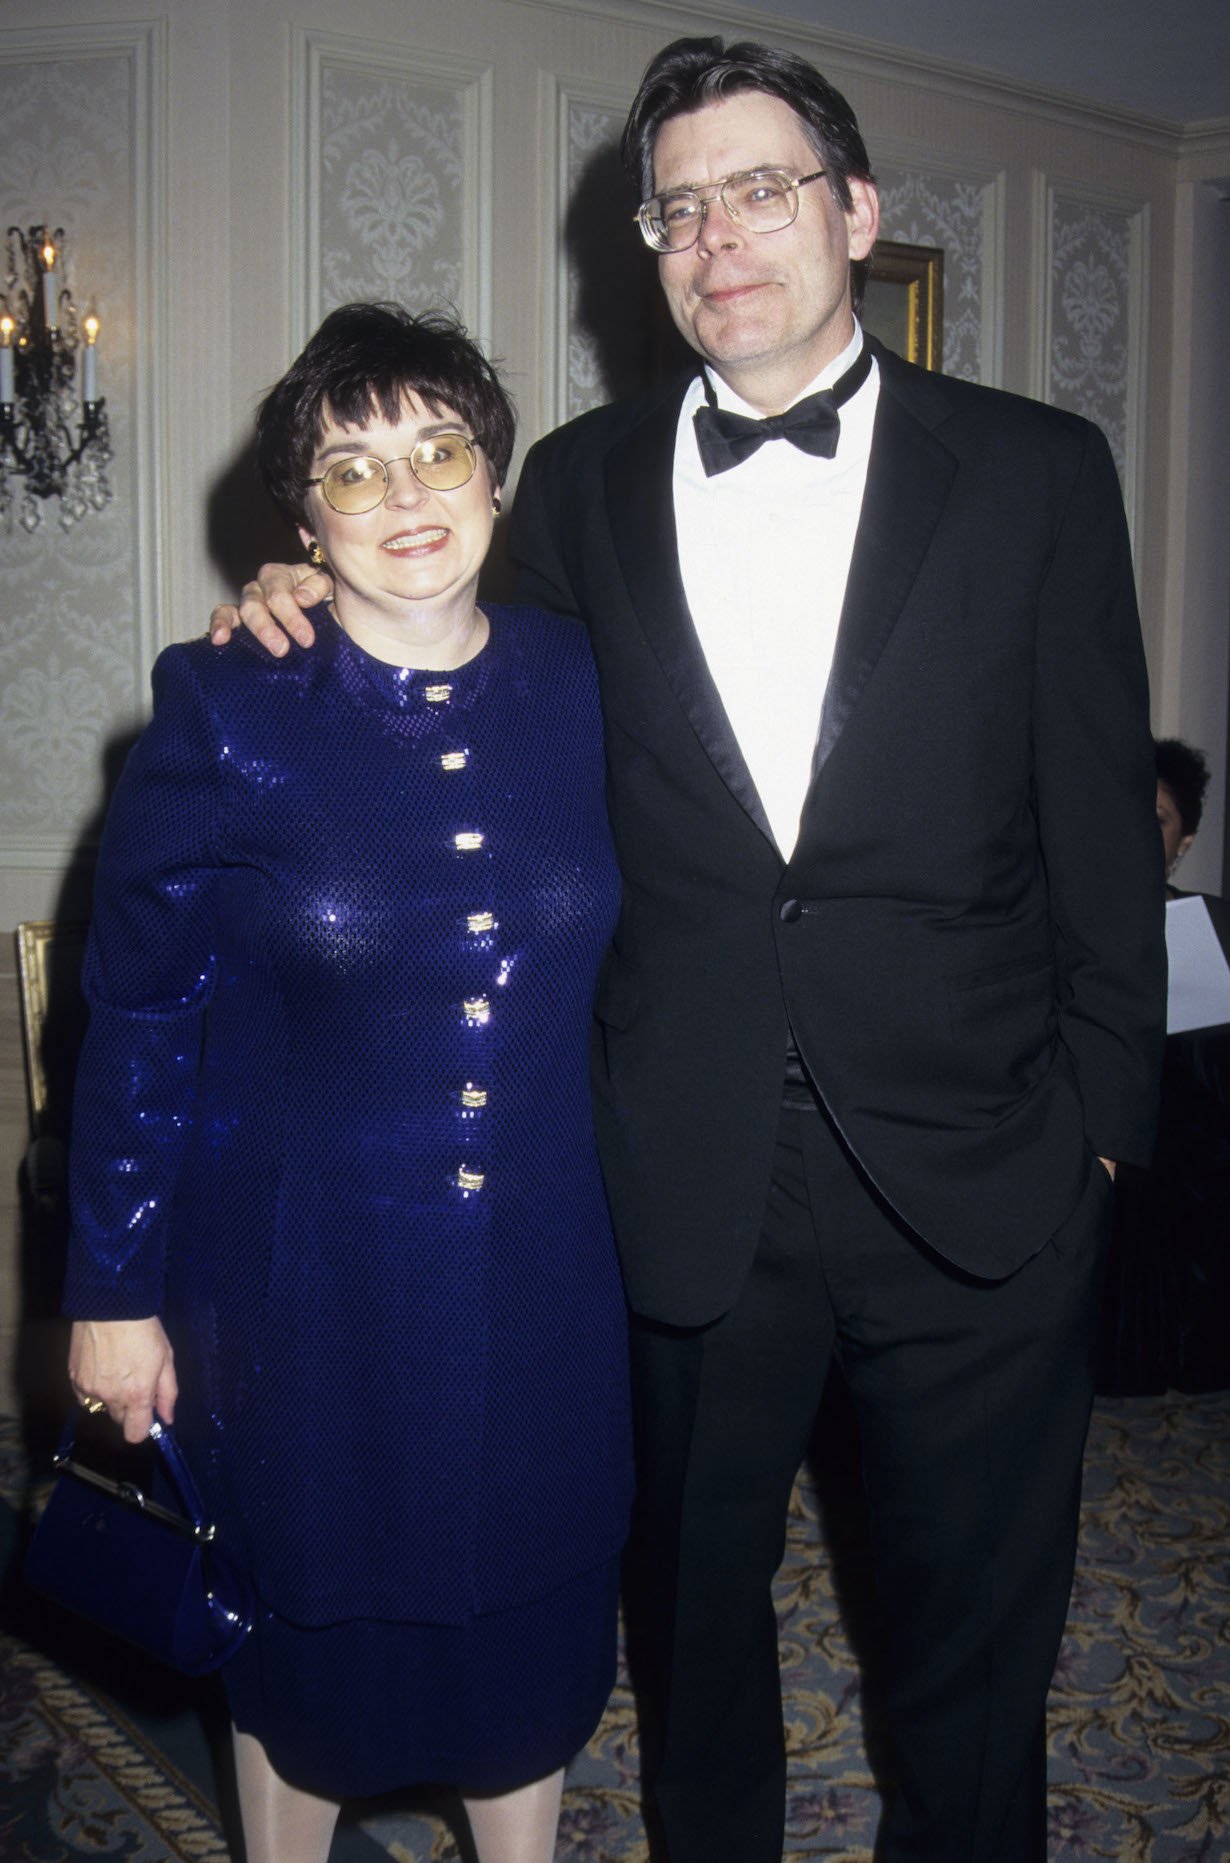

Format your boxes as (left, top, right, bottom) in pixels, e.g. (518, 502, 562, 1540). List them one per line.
(382, 527, 449, 554)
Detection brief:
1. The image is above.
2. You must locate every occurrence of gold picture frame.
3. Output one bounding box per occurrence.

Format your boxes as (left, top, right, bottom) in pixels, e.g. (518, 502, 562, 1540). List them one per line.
(16, 919, 88, 1132)
(862, 240, 944, 371)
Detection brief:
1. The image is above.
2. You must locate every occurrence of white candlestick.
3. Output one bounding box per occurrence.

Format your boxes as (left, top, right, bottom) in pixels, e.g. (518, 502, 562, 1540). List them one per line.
(42, 267, 58, 331)
(0, 322, 13, 405)
(82, 314, 99, 402)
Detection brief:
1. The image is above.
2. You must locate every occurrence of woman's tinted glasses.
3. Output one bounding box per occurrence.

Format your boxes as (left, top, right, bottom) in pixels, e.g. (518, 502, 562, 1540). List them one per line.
(307, 432, 479, 514)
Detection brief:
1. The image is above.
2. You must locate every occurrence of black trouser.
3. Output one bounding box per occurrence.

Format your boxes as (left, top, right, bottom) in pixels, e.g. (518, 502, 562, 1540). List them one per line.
(628, 1104, 1112, 1863)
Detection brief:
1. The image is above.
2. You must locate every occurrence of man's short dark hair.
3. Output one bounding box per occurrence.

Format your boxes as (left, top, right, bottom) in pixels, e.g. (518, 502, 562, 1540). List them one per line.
(620, 36, 874, 210)
(257, 301, 516, 528)
(1155, 737, 1211, 837)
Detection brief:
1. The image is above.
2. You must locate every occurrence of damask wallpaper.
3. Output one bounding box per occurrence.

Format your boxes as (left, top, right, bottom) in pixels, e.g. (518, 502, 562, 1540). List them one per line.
(1046, 193, 1141, 482)
(318, 67, 465, 319)
(0, 49, 144, 869)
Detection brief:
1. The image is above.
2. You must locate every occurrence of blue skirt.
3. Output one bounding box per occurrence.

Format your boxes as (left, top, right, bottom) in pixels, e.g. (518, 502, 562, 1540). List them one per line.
(223, 1556, 620, 1798)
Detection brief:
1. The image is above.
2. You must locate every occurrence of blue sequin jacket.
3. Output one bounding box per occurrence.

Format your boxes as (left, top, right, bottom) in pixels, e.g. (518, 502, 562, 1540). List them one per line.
(64, 605, 633, 1626)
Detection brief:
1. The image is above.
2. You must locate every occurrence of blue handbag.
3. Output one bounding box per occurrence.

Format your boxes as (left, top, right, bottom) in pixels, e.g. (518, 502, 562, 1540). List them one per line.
(24, 1412, 253, 1675)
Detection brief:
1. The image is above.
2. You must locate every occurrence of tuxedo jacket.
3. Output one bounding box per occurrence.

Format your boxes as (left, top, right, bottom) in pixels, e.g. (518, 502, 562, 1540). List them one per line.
(509, 336, 1165, 1327)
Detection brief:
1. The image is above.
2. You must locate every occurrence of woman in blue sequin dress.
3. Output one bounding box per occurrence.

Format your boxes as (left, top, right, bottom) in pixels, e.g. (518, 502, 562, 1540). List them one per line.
(64, 304, 632, 1862)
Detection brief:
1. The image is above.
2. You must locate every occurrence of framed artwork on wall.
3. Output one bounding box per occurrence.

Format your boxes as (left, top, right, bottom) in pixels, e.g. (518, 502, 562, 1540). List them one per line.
(16, 920, 88, 1137)
(862, 240, 944, 370)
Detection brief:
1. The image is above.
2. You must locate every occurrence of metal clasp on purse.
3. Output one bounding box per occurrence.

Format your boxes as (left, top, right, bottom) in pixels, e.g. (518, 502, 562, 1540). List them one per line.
(50, 1436, 218, 1542)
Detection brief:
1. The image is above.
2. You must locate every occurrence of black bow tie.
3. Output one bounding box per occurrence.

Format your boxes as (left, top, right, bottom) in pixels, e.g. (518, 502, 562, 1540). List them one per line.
(692, 346, 873, 478)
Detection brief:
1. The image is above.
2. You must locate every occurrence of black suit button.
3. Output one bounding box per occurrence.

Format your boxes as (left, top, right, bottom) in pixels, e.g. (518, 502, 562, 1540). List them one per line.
(779, 899, 801, 923)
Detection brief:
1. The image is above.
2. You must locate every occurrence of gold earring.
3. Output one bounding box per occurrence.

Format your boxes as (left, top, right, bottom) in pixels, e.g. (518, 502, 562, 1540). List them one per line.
(307, 539, 326, 567)
(491, 494, 502, 516)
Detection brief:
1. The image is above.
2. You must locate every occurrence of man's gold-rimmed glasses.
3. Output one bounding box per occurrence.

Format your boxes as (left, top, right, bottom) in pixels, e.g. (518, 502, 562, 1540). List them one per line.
(636, 167, 826, 254)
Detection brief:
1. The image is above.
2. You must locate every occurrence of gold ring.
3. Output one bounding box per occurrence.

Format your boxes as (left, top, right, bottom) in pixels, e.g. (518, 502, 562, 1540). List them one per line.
(82, 1398, 106, 1415)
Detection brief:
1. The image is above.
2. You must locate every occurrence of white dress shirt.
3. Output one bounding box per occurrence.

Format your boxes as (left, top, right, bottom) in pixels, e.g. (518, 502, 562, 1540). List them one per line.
(673, 324, 879, 857)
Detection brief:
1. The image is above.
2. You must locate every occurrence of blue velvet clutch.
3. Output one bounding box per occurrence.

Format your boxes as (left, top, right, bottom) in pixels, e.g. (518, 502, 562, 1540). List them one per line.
(24, 1413, 253, 1675)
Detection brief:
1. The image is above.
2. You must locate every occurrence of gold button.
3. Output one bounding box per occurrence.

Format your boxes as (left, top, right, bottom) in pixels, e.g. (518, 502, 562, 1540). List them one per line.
(460, 1084, 488, 1108)
(456, 1165, 485, 1191)
(425, 684, 452, 703)
(466, 910, 495, 934)
(454, 831, 485, 852)
(462, 996, 491, 1025)
(440, 750, 468, 771)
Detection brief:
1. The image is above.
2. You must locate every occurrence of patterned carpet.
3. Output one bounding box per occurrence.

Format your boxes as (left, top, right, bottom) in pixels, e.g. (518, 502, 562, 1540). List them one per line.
(3, 1391, 1228, 1861)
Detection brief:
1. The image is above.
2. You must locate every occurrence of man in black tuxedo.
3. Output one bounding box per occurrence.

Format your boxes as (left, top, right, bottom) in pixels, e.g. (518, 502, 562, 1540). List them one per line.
(506, 44, 1163, 1857)
(215, 35, 1164, 1862)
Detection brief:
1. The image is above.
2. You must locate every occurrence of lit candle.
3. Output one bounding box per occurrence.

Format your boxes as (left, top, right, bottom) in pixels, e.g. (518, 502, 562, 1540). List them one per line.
(0, 314, 13, 404)
(41, 236, 58, 331)
(82, 311, 99, 403)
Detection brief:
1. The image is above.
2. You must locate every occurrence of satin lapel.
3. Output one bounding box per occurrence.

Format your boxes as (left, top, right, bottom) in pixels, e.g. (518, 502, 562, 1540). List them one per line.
(812, 364, 957, 775)
(606, 383, 775, 843)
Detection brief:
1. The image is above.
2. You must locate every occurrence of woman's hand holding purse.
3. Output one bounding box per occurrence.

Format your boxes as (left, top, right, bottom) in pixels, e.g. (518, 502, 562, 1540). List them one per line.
(69, 1316, 178, 1443)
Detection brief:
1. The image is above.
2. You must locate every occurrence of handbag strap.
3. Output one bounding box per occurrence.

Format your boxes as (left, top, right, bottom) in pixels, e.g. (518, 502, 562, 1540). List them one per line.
(147, 1417, 211, 1524)
(55, 1411, 215, 1540)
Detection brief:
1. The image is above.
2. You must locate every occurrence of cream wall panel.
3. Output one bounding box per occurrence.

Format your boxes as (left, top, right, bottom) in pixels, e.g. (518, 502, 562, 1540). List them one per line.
(0, 25, 164, 899)
(873, 153, 1004, 383)
(1032, 179, 1149, 536)
(544, 78, 629, 428)
(291, 31, 494, 352)
(541, 73, 692, 431)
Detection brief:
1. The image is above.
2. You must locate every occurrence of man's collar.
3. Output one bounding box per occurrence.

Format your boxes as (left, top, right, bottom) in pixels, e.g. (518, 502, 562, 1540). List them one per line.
(701, 321, 865, 417)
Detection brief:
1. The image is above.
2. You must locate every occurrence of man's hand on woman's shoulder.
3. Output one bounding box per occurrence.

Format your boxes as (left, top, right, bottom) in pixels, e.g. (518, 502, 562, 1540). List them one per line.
(209, 562, 334, 655)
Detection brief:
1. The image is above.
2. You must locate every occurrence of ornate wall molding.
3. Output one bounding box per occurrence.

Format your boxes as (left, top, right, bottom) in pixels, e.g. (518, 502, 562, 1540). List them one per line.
(1176, 120, 1230, 172)
(527, 0, 1187, 150)
(290, 30, 494, 356)
(1032, 176, 1149, 544)
(0, 21, 165, 871)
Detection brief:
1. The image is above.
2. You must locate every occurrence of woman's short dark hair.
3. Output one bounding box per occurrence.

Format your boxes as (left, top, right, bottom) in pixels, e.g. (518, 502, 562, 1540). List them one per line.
(257, 302, 516, 528)
(1155, 737, 1211, 837)
(620, 36, 875, 211)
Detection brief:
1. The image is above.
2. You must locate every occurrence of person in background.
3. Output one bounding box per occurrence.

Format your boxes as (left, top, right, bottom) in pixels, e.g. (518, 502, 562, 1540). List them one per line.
(209, 35, 1164, 1863)
(65, 302, 632, 1863)
(1155, 734, 1210, 895)
(1100, 735, 1230, 1395)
